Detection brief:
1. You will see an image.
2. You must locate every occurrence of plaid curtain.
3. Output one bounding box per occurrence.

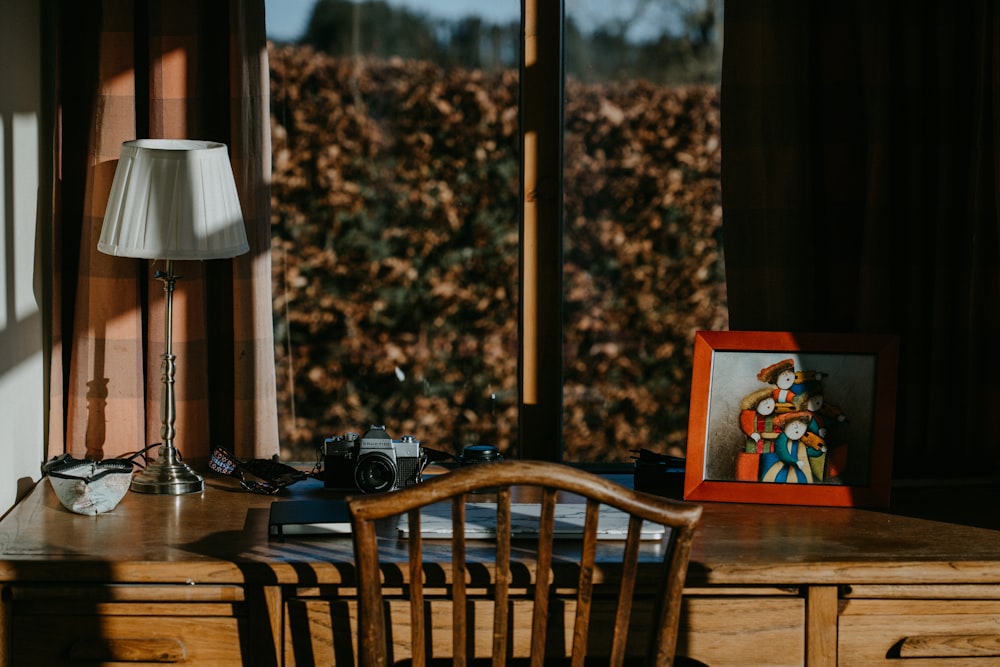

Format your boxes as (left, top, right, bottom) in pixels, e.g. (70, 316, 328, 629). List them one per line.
(722, 1, 1000, 477)
(49, 0, 278, 463)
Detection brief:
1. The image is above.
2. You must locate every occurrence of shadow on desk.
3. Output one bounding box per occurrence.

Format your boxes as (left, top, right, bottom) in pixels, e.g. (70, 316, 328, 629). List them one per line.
(890, 481, 1000, 531)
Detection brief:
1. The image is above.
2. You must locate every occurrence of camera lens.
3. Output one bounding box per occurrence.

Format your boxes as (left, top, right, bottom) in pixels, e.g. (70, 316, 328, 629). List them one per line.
(354, 452, 397, 493)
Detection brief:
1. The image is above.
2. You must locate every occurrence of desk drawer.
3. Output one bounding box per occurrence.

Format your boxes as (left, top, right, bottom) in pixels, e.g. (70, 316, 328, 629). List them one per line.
(285, 590, 805, 666)
(9, 585, 254, 666)
(13, 614, 247, 665)
(679, 595, 805, 666)
(839, 599, 1000, 666)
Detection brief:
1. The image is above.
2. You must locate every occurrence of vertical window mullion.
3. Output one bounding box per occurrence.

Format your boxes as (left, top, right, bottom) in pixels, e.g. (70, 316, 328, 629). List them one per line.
(519, 0, 564, 460)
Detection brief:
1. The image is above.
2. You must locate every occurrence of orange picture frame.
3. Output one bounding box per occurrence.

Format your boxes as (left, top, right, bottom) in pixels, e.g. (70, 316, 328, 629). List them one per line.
(684, 330, 899, 508)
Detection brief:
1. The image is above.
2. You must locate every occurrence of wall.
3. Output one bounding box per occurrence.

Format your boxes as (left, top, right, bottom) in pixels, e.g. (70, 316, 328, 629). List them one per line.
(0, 0, 47, 512)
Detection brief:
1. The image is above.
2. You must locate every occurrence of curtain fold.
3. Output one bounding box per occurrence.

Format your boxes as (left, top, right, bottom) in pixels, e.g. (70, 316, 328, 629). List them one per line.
(49, 0, 279, 464)
(722, 0, 1000, 478)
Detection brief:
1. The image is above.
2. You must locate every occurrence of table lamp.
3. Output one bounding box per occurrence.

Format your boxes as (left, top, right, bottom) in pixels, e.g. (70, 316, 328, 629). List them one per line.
(98, 139, 250, 494)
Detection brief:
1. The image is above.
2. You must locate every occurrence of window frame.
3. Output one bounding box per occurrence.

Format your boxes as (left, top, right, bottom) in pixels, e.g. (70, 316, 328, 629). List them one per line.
(518, 0, 564, 461)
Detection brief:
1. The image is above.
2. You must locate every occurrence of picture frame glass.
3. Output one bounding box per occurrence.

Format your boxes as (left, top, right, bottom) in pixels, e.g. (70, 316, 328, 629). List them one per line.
(703, 350, 877, 486)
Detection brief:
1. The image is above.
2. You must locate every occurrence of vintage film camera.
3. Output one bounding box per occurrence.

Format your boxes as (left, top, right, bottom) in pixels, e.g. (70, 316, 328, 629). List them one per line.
(322, 425, 428, 493)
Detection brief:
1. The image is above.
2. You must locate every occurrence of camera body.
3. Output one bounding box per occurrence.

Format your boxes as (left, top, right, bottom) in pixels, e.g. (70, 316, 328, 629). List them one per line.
(322, 425, 427, 493)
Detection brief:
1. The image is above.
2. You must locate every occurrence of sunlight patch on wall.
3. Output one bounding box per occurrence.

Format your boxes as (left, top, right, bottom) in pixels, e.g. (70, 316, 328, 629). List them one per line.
(12, 111, 40, 324)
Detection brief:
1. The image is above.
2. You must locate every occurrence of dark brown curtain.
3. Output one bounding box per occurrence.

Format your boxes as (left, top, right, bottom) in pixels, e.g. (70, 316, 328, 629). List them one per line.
(49, 0, 279, 463)
(722, 1, 1000, 478)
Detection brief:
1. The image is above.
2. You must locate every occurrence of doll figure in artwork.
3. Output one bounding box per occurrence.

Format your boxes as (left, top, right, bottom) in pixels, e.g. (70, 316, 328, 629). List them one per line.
(739, 388, 780, 453)
(757, 359, 798, 412)
(759, 411, 826, 484)
(795, 392, 829, 481)
(735, 388, 781, 481)
(794, 391, 849, 480)
(794, 391, 848, 439)
(758, 359, 827, 412)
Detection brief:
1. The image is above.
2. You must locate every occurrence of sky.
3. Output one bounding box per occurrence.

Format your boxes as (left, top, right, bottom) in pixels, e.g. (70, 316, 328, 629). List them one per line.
(263, 0, 691, 43)
(265, 0, 521, 42)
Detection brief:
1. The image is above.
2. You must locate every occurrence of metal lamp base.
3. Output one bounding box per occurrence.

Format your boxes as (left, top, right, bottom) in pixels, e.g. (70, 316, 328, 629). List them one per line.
(129, 263, 205, 496)
(130, 447, 204, 495)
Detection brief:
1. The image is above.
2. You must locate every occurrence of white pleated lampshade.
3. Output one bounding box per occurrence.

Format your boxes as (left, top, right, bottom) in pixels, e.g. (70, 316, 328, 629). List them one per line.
(98, 139, 250, 260)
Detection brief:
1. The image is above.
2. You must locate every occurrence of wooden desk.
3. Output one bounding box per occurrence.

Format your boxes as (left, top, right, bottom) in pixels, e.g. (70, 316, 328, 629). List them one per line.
(2, 474, 1000, 666)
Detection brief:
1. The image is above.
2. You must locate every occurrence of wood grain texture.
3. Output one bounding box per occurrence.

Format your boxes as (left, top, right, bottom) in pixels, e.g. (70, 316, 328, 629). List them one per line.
(3, 473, 1000, 665)
(806, 586, 838, 667)
(839, 598, 1000, 666)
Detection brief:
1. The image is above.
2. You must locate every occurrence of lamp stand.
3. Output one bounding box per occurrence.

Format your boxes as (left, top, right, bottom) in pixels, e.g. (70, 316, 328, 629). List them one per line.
(130, 259, 205, 495)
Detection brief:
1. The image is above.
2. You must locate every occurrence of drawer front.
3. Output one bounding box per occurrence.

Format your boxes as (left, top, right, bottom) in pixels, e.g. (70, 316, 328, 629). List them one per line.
(9, 586, 261, 666)
(285, 594, 806, 666)
(839, 599, 1000, 666)
(679, 596, 805, 667)
(12, 614, 249, 666)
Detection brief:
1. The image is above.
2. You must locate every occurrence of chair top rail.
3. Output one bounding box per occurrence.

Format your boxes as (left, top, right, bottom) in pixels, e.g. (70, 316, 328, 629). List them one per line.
(347, 460, 702, 530)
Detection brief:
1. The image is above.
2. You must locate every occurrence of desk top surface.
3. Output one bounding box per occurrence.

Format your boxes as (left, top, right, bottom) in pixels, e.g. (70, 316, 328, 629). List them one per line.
(1, 471, 999, 587)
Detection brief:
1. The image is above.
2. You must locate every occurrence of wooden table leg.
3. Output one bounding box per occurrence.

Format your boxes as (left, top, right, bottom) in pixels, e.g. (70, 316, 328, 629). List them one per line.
(806, 585, 838, 667)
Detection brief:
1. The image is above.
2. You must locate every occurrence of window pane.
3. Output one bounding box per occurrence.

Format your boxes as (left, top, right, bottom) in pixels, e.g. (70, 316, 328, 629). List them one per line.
(563, 0, 726, 463)
(267, 0, 520, 462)
(266, 0, 725, 465)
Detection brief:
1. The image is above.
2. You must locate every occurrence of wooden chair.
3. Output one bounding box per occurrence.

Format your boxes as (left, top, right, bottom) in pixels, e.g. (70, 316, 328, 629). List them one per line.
(346, 460, 702, 667)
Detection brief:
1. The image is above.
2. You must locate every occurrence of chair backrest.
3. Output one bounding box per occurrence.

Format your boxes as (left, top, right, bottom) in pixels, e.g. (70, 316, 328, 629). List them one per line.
(347, 460, 702, 667)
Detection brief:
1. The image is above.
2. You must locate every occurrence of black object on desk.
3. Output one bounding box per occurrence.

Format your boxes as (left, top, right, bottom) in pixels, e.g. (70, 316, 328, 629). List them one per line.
(268, 498, 352, 539)
(631, 449, 685, 499)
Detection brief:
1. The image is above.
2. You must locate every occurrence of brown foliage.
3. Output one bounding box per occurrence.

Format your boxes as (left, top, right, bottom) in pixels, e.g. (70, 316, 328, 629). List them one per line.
(269, 43, 726, 463)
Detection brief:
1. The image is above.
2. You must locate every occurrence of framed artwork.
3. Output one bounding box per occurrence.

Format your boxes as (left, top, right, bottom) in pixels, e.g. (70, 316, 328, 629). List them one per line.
(684, 330, 899, 508)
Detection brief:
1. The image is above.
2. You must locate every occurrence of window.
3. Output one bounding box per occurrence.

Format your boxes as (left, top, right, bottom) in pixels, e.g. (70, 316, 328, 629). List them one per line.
(265, 0, 724, 465)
